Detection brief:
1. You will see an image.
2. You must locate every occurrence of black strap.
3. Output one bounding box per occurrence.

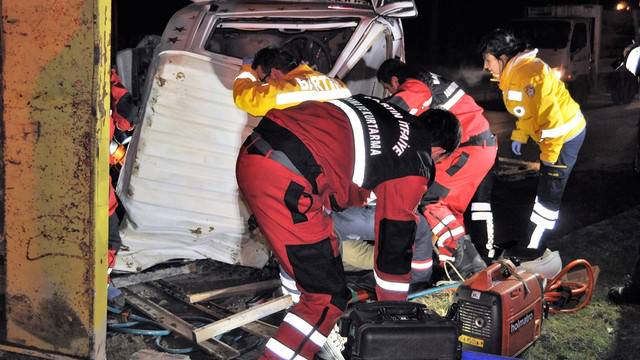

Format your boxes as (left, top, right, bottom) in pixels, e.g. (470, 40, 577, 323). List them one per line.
(329, 194, 347, 212)
(420, 181, 450, 207)
(284, 181, 310, 224)
(460, 129, 496, 147)
(246, 119, 322, 194)
(244, 132, 303, 176)
(446, 152, 469, 176)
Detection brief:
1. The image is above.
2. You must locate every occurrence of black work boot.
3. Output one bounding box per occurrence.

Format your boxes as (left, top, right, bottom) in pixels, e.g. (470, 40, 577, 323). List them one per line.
(502, 243, 547, 263)
(609, 280, 640, 305)
(451, 235, 487, 279)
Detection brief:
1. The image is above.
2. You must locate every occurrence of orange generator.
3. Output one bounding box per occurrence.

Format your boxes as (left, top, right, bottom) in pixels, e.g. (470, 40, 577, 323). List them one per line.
(452, 260, 545, 357)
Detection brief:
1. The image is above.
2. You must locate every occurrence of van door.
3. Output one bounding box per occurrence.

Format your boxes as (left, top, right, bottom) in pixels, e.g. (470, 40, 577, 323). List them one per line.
(335, 18, 405, 97)
(567, 21, 591, 82)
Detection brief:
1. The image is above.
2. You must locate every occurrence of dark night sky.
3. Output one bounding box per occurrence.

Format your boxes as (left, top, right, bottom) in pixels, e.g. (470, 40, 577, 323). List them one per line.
(403, 0, 637, 67)
(113, 0, 192, 52)
(113, 0, 637, 69)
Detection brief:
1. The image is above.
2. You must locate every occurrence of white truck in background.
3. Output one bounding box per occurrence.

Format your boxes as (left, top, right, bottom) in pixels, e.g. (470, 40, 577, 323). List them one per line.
(509, 4, 639, 105)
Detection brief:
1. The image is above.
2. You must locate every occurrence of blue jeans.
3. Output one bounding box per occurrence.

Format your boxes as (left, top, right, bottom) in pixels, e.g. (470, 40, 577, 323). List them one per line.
(331, 206, 434, 284)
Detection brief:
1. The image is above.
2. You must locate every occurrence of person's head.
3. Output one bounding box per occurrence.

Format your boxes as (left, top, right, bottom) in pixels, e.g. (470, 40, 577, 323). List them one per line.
(418, 108, 462, 163)
(252, 47, 299, 81)
(478, 29, 527, 78)
(377, 58, 410, 93)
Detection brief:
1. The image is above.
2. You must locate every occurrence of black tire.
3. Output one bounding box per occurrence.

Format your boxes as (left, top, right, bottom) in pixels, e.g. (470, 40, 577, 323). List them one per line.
(567, 77, 589, 106)
(610, 71, 639, 105)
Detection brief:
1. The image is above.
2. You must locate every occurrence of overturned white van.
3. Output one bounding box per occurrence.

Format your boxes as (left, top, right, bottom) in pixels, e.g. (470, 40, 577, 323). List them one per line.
(114, 0, 417, 272)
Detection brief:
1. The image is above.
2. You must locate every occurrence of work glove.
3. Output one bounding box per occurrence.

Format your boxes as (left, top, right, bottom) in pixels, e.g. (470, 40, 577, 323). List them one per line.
(242, 56, 254, 65)
(511, 140, 522, 155)
(541, 161, 555, 167)
(248, 214, 261, 235)
(107, 249, 117, 283)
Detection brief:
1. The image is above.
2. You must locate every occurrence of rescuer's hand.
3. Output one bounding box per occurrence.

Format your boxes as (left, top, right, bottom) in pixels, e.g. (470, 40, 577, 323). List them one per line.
(511, 140, 522, 155)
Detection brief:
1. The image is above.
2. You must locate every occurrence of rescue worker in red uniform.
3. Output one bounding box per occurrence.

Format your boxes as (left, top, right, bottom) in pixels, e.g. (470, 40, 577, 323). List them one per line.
(233, 46, 351, 117)
(237, 94, 461, 360)
(234, 46, 353, 310)
(108, 68, 139, 306)
(479, 29, 586, 267)
(378, 59, 496, 277)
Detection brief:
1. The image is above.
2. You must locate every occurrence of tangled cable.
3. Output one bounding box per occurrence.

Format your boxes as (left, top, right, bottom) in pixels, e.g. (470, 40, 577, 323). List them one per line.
(107, 310, 170, 337)
(442, 260, 466, 282)
(543, 259, 595, 313)
(107, 306, 262, 354)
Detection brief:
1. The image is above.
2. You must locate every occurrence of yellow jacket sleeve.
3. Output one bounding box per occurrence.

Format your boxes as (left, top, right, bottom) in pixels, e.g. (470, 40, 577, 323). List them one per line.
(233, 64, 351, 117)
(233, 64, 281, 117)
(535, 76, 571, 163)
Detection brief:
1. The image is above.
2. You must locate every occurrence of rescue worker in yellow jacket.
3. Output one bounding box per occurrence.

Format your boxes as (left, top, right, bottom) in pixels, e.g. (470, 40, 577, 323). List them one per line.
(233, 46, 351, 117)
(478, 29, 586, 265)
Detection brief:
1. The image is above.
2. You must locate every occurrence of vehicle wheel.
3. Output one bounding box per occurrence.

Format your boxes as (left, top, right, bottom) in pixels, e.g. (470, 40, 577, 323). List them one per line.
(567, 77, 589, 105)
(282, 36, 333, 74)
(610, 71, 639, 105)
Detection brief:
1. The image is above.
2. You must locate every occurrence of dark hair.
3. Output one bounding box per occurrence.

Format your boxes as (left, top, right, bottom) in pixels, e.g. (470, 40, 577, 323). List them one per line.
(418, 108, 462, 155)
(377, 58, 410, 85)
(252, 47, 299, 74)
(478, 28, 528, 59)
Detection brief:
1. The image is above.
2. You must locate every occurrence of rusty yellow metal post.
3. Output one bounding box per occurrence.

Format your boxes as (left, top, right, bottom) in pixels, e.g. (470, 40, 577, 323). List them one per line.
(1, 0, 110, 358)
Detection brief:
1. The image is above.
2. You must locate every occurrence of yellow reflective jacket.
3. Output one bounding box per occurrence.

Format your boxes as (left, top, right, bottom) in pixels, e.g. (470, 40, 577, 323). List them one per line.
(233, 63, 352, 117)
(499, 49, 586, 163)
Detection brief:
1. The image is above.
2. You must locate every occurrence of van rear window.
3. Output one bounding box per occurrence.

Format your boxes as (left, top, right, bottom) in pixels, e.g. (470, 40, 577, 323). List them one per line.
(204, 20, 357, 74)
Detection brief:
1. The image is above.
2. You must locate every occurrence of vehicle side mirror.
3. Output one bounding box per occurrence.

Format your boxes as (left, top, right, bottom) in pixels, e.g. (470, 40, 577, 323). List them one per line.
(371, 0, 418, 18)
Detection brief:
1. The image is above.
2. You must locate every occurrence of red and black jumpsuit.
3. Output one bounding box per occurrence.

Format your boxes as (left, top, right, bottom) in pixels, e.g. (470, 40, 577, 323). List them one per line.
(387, 73, 498, 264)
(108, 69, 138, 271)
(236, 95, 434, 360)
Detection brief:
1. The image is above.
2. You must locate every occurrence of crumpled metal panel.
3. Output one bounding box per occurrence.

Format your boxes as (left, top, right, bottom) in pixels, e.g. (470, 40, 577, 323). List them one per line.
(115, 50, 269, 272)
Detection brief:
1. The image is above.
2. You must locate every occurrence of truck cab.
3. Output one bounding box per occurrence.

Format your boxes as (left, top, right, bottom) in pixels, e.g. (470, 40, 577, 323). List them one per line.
(509, 4, 639, 105)
(112, 0, 417, 272)
(509, 8, 596, 105)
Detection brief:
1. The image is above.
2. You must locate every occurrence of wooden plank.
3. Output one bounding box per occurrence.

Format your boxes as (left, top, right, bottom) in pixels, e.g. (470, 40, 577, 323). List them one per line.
(120, 288, 241, 359)
(112, 262, 197, 288)
(193, 295, 293, 344)
(151, 280, 279, 339)
(130, 349, 191, 360)
(190, 302, 280, 340)
(187, 279, 281, 303)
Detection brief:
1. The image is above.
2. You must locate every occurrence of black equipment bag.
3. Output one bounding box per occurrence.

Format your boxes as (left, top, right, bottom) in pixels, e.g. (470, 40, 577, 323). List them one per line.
(341, 301, 462, 360)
